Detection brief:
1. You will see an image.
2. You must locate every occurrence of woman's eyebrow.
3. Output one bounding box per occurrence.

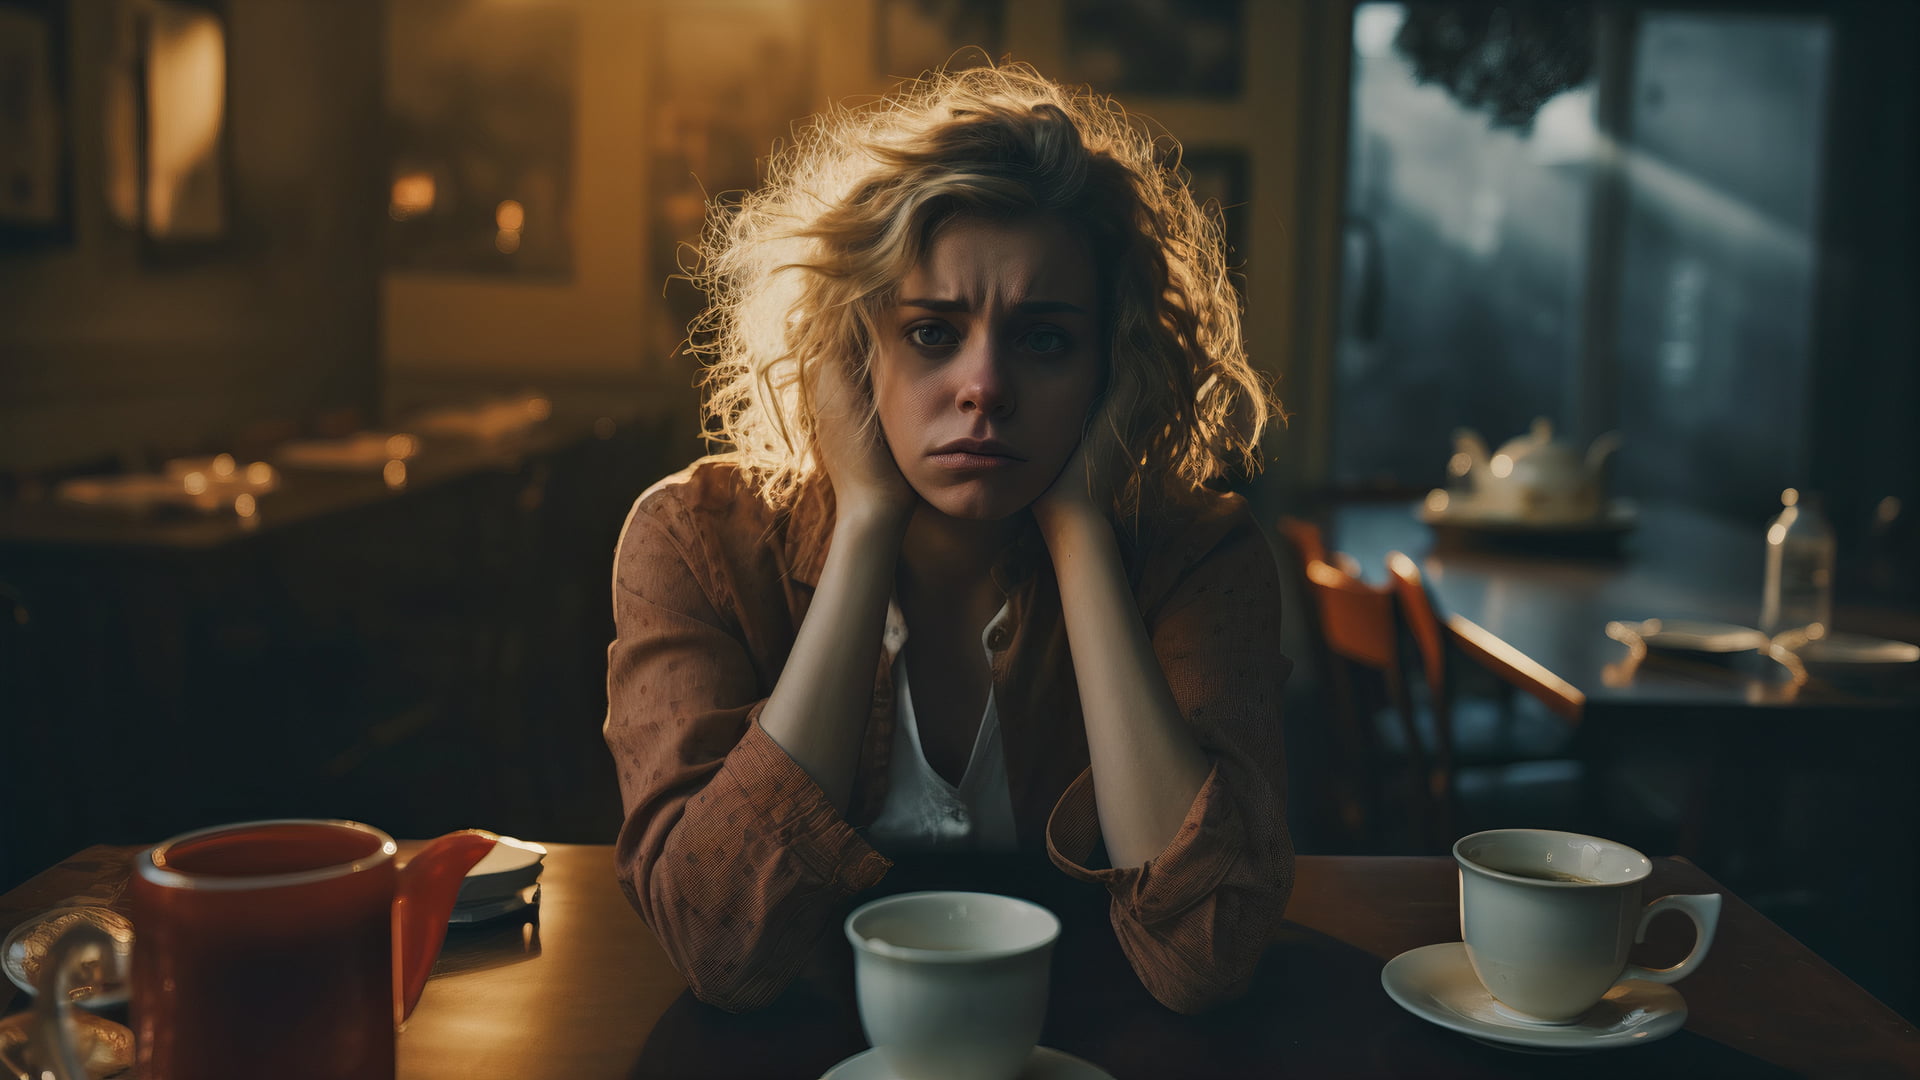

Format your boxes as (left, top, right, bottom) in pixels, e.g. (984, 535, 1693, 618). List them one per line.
(897, 298, 1089, 315)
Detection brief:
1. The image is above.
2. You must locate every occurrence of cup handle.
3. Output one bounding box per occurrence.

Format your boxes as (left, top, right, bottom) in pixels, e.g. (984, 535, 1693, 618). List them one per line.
(31, 923, 122, 1080)
(1620, 892, 1721, 985)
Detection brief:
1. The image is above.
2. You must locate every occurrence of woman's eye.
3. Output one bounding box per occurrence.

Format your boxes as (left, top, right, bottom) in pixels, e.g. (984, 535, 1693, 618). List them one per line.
(908, 324, 957, 350)
(1022, 327, 1071, 353)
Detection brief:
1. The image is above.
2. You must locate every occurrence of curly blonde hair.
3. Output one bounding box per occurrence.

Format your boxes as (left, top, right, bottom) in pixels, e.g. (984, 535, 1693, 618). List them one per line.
(690, 63, 1277, 521)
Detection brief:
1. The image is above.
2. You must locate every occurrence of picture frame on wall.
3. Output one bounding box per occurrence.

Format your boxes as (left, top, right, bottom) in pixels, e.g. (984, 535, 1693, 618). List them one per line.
(1063, 0, 1244, 99)
(137, 0, 232, 251)
(876, 0, 1003, 81)
(1183, 148, 1250, 290)
(0, 0, 75, 249)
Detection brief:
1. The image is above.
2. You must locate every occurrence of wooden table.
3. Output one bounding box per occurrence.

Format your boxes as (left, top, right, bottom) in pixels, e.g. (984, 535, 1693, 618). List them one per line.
(4, 843, 1914, 1078)
(1326, 500, 1920, 724)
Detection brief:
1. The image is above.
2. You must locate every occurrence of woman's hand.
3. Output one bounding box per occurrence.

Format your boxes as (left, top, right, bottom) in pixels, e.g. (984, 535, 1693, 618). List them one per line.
(808, 356, 918, 524)
(1033, 392, 1128, 539)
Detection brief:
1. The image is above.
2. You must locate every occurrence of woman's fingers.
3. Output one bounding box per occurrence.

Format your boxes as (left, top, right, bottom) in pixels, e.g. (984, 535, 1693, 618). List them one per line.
(807, 357, 916, 517)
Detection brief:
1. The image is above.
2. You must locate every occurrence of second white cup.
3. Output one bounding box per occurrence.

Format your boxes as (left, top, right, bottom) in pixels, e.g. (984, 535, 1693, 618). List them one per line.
(1454, 829, 1721, 1023)
(845, 891, 1059, 1080)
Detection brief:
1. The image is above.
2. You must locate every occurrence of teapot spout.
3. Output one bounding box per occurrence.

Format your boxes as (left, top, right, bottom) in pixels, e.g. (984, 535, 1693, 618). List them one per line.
(393, 830, 498, 1023)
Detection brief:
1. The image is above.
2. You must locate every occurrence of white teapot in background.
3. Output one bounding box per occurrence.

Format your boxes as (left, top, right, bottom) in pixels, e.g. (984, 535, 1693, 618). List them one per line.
(1451, 418, 1621, 523)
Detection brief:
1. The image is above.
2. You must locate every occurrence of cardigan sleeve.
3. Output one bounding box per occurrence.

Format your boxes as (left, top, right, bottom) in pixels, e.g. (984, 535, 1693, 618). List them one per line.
(1044, 514, 1295, 1013)
(604, 493, 890, 1012)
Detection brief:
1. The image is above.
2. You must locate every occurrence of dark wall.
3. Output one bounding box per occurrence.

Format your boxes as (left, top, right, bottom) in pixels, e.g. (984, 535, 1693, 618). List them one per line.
(1811, 0, 1920, 593)
(0, 0, 383, 474)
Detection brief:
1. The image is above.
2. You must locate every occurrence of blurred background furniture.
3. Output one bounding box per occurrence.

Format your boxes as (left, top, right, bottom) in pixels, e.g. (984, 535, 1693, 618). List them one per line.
(1280, 518, 1585, 854)
(0, 407, 676, 890)
(1290, 496, 1920, 1019)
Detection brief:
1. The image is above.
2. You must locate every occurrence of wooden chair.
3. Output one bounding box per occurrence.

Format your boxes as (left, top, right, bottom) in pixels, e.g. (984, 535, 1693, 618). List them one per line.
(1278, 516, 1360, 580)
(1382, 552, 1584, 838)
(1300, 556, 1443, 848)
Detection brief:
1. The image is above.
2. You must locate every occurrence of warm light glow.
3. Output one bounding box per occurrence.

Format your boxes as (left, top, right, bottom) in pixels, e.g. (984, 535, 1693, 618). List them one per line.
(146, 6, 226, 236)
(1876, 496, 1901, 525)
(1781, 487, 1799, 507)
(1490, 453, 1513, 479)
(385, 433, 419, 459)
(383, 459, 408, 490)
(524, 397, 552, 422)
(1448, 452, 1472, 477)
(495, 199, 525, 231)
(495, 228, 521, 254)
(1425, 489, 1450, 512)
(211, 453, 236, 478)
(390, 172, 436, 219)
(1767, 523, 1788, 546)
(1804, 622, 1826, 639)
(246, 461, 273, 485)
(182, 472, 208, 495)
(233, 492, 256, 518)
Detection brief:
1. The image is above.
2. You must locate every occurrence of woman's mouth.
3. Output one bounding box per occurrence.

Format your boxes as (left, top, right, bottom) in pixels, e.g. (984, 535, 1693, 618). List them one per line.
(929, 439, 1025, 471)
(929, 451, 1023, 471)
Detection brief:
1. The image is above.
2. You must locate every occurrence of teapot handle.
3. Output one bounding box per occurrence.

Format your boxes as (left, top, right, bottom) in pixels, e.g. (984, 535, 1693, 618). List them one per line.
(31, 923, 121, 1080)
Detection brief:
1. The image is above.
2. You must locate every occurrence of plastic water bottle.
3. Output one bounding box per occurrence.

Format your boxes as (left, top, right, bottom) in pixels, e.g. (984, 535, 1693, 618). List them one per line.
(1760, 488, 1835, 637)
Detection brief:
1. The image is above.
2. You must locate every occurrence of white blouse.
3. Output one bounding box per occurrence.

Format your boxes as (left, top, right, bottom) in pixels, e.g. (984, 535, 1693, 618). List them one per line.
(863, 599, 1020, 854)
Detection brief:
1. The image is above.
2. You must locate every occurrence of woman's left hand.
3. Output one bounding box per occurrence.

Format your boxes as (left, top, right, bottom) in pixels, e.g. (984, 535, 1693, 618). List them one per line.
(1033, 399, 1126, 537)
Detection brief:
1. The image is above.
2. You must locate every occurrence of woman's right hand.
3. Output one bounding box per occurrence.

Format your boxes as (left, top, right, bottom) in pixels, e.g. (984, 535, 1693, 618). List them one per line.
(808, 356, 918, 524)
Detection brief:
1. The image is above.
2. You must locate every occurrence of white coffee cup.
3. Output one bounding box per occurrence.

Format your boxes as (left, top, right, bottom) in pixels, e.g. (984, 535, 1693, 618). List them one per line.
(844, 891, 1059, 1080)
(1454, 829, 1721, 1023)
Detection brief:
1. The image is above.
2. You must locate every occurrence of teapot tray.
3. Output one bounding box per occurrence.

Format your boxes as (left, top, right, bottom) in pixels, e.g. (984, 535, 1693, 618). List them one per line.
(1419, 500, 1638, 552)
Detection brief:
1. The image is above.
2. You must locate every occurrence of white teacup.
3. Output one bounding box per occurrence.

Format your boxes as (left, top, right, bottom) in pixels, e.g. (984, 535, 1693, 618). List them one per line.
(1454, 829, 1721, 1023)
(845, 891, 1059, 1080)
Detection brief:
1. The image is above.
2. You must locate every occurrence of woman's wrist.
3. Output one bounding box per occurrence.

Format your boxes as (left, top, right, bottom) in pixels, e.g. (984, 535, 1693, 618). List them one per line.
(834, 493, 917, 542)
(1035, 499, 1111, 554)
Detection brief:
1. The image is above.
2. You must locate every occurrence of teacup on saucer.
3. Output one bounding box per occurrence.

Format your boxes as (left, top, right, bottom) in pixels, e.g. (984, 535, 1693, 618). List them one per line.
(1382, 942, 1686, 1054)
(821, 1045, 1113, 1079)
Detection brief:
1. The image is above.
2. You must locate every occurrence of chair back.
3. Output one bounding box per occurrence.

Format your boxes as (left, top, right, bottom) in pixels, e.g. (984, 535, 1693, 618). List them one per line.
(1384, 553, 1459, 822)
(1277, 516, 1328, 570)
(1300, 557, 1439, 847)
(1305, 558, 1400, 671)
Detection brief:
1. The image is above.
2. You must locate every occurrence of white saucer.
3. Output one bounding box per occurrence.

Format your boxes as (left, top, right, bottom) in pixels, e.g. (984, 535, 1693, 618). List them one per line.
(1629, 619, 1770, 654)
(458, 837, 546, 905)
(1381, 942, 1686, 1054)
(450, 883, 539, 925)
(821, 1046, 1112, 1079)
(1791, 632, 1920, 669)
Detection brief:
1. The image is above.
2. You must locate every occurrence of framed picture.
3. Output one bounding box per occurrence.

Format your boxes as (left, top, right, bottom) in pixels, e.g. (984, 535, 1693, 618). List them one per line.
(1063, 0, 1243, 98)
(123, 0, 234, 256)
(1184, 148, 1250, 288)
(0, 0, 74, 248)
(876, 0, 1003, 81)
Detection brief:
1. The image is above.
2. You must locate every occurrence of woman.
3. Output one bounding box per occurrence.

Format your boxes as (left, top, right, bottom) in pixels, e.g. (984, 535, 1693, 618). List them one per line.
(605, 65, 1293, 1015)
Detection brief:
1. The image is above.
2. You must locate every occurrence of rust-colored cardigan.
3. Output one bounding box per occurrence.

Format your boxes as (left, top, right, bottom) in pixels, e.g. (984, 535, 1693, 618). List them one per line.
(605, 457, 1294, 1014)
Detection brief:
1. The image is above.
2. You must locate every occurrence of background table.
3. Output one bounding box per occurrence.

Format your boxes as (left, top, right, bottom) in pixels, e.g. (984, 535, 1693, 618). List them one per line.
(3, 843, 1914, 1078)
(1327, 500, 1920, 723)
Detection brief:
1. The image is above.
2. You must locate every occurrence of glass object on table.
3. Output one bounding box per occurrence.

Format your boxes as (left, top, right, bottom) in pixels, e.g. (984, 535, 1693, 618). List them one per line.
(1761, 488, 1835, 637)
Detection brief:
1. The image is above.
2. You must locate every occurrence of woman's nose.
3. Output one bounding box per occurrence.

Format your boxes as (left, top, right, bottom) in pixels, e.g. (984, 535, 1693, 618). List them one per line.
(956, 342, 1015, 418)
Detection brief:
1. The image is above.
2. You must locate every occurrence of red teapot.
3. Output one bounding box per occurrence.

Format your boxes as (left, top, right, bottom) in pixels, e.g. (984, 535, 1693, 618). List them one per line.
(34, 819, 496, 1080)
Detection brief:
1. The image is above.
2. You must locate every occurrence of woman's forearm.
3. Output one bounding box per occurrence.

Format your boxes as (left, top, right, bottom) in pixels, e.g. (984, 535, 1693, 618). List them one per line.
(1041, 510, 1210, 868)
(758, 504, 909, 813)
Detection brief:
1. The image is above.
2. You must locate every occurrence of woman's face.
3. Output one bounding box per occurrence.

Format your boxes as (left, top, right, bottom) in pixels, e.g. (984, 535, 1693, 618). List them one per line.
(872, 214, 1104, 521)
